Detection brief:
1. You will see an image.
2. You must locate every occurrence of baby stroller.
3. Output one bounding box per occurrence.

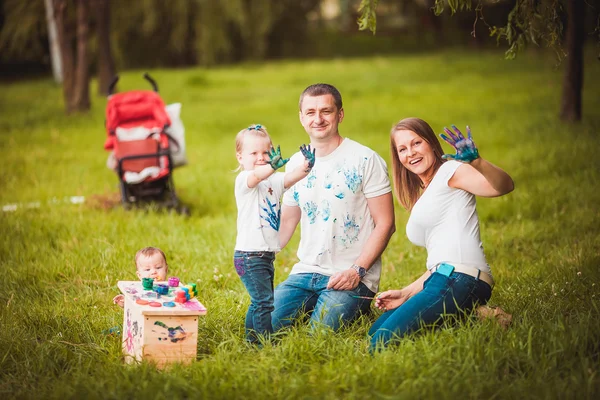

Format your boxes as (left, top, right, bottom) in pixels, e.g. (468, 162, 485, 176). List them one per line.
(104, 73, 187, 214)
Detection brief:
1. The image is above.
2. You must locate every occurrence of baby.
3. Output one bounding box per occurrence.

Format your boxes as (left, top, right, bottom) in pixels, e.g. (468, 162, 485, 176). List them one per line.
(112, 246, 169, 308)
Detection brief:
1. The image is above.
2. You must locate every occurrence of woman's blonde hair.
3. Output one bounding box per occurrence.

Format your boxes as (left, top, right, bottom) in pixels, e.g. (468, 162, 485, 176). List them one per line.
(389, 118, 445, 211)
(234, 124, 272, 172)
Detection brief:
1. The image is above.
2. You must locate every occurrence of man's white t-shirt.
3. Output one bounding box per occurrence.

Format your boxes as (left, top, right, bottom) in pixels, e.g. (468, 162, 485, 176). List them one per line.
(406, 160, 491, 275)
(235, 171, 285, 252)
(282, 138, 391, 293)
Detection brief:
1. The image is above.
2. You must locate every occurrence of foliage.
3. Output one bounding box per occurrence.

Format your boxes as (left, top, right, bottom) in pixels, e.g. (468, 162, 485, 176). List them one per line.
(357, 0, 595, 61)
(357, 0, 379, 34)
(1, 50, 600, 398)
(0, 0, 46, 61)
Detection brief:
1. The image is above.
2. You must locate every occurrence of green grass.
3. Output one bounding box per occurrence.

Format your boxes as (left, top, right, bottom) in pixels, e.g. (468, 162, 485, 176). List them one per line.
(1, 48, 600, 399)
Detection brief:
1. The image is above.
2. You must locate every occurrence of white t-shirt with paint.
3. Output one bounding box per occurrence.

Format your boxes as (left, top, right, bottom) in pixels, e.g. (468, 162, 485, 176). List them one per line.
(282, 138, 391, 293)
(406, 160, 491, 275)
(234, 171, 286, 252)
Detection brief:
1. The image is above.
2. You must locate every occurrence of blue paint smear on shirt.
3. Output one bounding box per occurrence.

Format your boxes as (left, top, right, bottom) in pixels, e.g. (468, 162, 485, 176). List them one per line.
(340, 214, 360, 247)
(261, 197, 280, 231)
(304, 201, 318, 224)
(321, 200, 331, 221)
(343, 166, 363, 193)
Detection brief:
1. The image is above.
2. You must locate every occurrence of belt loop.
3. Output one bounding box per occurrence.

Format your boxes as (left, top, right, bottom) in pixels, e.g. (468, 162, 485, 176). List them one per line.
(476, 269, 480, 281)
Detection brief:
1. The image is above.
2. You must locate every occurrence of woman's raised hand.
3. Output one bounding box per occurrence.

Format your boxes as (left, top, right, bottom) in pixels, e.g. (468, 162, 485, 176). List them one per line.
(440, 125, 480, 163)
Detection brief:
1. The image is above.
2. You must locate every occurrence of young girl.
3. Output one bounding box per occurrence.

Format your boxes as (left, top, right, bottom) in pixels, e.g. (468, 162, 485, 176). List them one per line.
(233, 124, 315, 344)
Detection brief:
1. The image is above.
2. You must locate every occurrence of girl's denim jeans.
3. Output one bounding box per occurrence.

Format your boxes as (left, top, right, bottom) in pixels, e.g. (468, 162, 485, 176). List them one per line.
(369, 270, 492, 351)
(234, 250, 276, 343)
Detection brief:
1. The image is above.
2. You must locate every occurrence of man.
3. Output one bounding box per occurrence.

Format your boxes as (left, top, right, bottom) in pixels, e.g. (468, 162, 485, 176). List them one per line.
(273, 83, 395, 332)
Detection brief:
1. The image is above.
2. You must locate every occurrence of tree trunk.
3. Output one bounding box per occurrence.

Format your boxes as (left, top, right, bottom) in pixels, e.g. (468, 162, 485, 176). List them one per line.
(54, 0, 76, 113)
(44, 0, 63, 83)
(560, 0, 585, 122)
(95, 0, 116, 96)
(71, 0, 90, 111)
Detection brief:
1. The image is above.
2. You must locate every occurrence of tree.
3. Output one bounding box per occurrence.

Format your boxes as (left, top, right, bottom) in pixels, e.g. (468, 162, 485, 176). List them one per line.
(44, 0, 63, 83)
(54, 0, 90, 113)
(357, 0, 596, 122)
(94, 0, 115, 96)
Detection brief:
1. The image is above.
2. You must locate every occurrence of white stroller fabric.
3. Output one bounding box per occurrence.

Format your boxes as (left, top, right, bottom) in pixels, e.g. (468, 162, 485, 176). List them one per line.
(164, 103, 187, 167)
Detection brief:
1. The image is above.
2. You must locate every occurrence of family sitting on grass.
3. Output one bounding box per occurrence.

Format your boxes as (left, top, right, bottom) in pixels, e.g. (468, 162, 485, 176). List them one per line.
(232, 83, 514, 351)
(118, 83, 514, 351)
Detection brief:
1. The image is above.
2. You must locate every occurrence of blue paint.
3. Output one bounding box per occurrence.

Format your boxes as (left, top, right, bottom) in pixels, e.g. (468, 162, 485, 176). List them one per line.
(293, 188, 299, 203)
(321, 200, 331, 221)
(323, 173, 333, 189)
(303, 201, 318, 224)
(260, 197, 281, 231)
(340, 214, 360, 247)
(306, 172, 317, 189)
(343, 166, 362, 193)
(334, 189, 345, 199)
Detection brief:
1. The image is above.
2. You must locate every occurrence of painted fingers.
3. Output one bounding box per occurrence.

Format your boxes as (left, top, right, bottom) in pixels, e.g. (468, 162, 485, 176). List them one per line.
(439, 124, 479, 163)
(300, 144, 316, 170)
(268, 145, 290, 170)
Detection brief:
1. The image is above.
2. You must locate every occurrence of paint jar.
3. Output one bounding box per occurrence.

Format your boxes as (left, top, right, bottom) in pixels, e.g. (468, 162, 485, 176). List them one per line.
(168, 276, 180, 287)
(155, 284, 169, 295)
(142, 277, 154, 290)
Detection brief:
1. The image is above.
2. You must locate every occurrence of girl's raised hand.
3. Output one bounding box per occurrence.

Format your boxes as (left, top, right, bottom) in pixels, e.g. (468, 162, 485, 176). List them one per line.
(300, 144, 316, 170)
(439, 125, 480, 163)
(268, 145, 289, 170)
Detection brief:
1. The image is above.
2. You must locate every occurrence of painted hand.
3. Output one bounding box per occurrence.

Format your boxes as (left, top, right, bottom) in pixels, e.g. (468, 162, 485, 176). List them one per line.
(374, 290, 409, 311)
(300, 144, 316, 170)
(267, 145, 289, 170)
(439, 125, 480, 163)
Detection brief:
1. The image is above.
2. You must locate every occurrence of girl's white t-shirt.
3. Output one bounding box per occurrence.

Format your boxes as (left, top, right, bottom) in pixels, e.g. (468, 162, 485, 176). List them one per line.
(406, 160, 491, 275)
(234, 171, 286, 252)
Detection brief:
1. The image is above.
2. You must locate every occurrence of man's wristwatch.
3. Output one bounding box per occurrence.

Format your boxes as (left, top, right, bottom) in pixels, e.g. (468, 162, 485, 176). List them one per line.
(351, 264, 366, 279)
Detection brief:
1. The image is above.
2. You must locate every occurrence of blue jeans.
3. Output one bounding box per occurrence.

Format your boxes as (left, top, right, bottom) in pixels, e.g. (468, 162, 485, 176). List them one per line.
(369, 270, 492, 351)
(234, 250, 275, 343)
(272, 273, 375, 332)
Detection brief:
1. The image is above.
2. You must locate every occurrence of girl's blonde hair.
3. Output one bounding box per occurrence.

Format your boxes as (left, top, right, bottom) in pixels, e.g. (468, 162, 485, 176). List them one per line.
(234, 124, 272, 172)
(389, 118, 445, 211)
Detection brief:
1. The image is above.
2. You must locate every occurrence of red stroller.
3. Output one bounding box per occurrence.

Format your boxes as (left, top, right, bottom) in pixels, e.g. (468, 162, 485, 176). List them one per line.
(104, 73, 186, 213)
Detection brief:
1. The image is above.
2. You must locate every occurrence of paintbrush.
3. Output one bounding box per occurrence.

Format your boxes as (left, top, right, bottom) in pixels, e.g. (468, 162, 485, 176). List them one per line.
(351, 295, 375, 300)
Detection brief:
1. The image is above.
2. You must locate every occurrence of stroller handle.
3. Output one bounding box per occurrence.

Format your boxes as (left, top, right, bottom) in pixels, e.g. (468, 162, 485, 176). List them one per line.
(143, 73, 159, 92)
(108, 76, 119, 96)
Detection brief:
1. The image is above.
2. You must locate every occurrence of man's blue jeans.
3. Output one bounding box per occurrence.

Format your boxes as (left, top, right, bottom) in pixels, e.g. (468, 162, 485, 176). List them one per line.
(369, 270, 492, 351)
(234, 250, 276, 343)
(271, 273, 375, 332)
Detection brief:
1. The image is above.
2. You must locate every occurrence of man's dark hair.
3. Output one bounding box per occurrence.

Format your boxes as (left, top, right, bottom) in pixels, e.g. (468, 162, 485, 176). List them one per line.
(299, 83, 343, 111)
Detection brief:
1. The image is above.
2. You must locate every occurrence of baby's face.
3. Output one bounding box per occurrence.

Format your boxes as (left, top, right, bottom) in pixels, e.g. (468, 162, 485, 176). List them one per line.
(136, 252, 168, 281)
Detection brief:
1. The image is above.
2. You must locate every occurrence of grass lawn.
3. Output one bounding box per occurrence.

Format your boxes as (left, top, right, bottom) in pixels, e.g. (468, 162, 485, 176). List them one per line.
(1, 48, 599, 399)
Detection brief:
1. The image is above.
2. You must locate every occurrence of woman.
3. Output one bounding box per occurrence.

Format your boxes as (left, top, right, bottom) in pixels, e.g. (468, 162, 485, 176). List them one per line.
(369, 118, 514, 350)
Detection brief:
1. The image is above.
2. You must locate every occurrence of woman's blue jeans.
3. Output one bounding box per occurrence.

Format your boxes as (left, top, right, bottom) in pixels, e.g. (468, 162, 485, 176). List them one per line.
(369, 270, 492, 351)
(234, 250, 276, 343)
(271, 273, 375, 332)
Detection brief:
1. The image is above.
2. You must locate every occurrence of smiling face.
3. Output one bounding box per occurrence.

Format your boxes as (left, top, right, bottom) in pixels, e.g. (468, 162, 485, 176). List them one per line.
(236, 134, 272, 171)
(392, 129, 437, 183)
(299, 94, 344, 142)
(136, 252, 168, 281)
